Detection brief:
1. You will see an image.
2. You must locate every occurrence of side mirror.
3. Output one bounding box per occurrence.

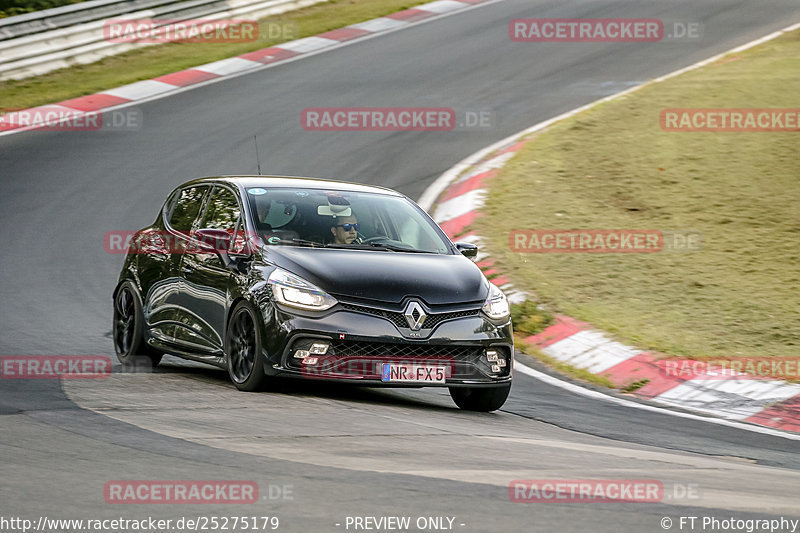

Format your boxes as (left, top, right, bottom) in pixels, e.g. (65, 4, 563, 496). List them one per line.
(454, 241, 478, 260)
(194, 229, 248, 272)
(194, 228, 231, 253)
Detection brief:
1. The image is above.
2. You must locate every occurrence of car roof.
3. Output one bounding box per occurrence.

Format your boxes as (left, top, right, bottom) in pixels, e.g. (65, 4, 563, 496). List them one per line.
(178, 175, 405, 197)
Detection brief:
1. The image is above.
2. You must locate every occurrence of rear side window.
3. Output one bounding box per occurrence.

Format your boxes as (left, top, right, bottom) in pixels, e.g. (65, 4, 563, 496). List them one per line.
(170, 186, 208, 231)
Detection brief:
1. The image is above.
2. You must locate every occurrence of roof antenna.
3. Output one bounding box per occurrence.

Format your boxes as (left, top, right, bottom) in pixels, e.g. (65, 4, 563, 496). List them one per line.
(254, 135, 262, 175)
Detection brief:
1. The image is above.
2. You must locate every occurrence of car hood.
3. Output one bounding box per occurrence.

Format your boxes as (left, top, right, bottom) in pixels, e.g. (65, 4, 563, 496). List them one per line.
(265, 247, 488, 305)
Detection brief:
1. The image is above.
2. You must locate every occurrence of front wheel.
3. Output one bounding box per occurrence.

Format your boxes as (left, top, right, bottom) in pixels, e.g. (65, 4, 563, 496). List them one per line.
(449, 384, 511, 412)
(113, 282, 163, 369)
(226, 301, 268, 391)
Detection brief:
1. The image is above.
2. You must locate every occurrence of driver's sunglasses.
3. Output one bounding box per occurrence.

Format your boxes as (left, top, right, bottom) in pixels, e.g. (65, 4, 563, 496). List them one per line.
(335, 223, 359, 231)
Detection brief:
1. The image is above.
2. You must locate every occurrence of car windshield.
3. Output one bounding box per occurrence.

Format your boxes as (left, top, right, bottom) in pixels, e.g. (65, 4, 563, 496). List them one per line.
(245, 187, 452, 254)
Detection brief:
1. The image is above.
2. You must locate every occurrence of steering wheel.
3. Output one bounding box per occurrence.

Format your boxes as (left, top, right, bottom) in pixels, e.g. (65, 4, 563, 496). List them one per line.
(360, 235, 391, 244)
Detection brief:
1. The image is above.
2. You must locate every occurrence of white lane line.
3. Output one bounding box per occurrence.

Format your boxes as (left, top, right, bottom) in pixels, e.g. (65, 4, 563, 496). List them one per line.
(513, 362, 800, 441)
(652, 22, 800, 85)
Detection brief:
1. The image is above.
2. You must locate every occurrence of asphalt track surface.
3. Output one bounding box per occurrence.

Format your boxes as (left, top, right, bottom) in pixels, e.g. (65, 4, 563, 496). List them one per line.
(2, 1, 800, 531)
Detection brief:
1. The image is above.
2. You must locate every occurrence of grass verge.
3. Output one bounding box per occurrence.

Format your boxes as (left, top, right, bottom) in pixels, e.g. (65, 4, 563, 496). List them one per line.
(0, 0, 430, 109)
(482, 29, 800, 359)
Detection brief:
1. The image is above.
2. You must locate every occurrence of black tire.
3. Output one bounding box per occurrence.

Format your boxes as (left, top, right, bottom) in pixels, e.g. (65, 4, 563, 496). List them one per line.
(225, 301, 268, 391)
(113, 281, 163, 369)
(449, 383, 511, 412)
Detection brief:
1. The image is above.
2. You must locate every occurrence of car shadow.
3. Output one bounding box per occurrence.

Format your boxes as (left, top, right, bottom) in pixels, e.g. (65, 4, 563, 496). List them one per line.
(112, 357, 458, 412)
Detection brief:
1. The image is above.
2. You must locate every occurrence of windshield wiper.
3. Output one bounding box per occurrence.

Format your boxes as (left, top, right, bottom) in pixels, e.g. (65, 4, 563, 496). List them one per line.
(365, 242, 432, 253)
(324, 242, 432, 253)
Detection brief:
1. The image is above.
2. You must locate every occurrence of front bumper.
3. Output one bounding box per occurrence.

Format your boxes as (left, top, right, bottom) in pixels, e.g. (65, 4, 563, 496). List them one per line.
(261, 304, 513, 387)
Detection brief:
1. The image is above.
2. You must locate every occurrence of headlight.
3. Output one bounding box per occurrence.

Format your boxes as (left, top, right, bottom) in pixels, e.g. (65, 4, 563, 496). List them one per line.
(482, 282, 510, 320)
(267, 268, 337, 311)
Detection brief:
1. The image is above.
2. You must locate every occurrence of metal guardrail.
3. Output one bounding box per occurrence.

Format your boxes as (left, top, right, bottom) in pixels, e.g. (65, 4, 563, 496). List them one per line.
(0, 0, 183, 41)
(0, 0, 325, 81)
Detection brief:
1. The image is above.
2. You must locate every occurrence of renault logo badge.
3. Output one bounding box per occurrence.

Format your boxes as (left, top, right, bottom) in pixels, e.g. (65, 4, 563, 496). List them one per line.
(403, 301, 427, 330)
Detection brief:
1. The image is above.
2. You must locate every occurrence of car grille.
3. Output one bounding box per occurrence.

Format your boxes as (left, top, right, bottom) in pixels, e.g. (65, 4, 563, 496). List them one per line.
(285, 339, 511, 380)
(340, 303, 481, 330)
(330, 340, 483, 359)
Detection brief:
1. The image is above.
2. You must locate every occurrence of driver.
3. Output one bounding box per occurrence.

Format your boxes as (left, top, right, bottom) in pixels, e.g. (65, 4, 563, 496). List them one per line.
(330, 215, 359, 244)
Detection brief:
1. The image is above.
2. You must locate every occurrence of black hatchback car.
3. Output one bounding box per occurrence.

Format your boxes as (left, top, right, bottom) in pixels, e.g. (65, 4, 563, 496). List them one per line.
(113, 176, 513, 411)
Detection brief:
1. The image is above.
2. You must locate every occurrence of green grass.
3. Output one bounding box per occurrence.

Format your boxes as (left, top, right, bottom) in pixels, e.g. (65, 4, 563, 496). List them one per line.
(0, 0, 429, 109)
(620, 378, 650, 393)
(481, 29, 800, 359)
(510, 300, 553, 337)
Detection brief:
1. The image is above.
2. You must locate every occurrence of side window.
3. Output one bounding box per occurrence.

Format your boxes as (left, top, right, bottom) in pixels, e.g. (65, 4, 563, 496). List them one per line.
(170, 186, 209, 232)
(200, 187, 241, 231)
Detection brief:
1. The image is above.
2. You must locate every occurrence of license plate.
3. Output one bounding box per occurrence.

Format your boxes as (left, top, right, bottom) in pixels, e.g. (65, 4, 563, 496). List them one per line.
(381, 363, 447, 383)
